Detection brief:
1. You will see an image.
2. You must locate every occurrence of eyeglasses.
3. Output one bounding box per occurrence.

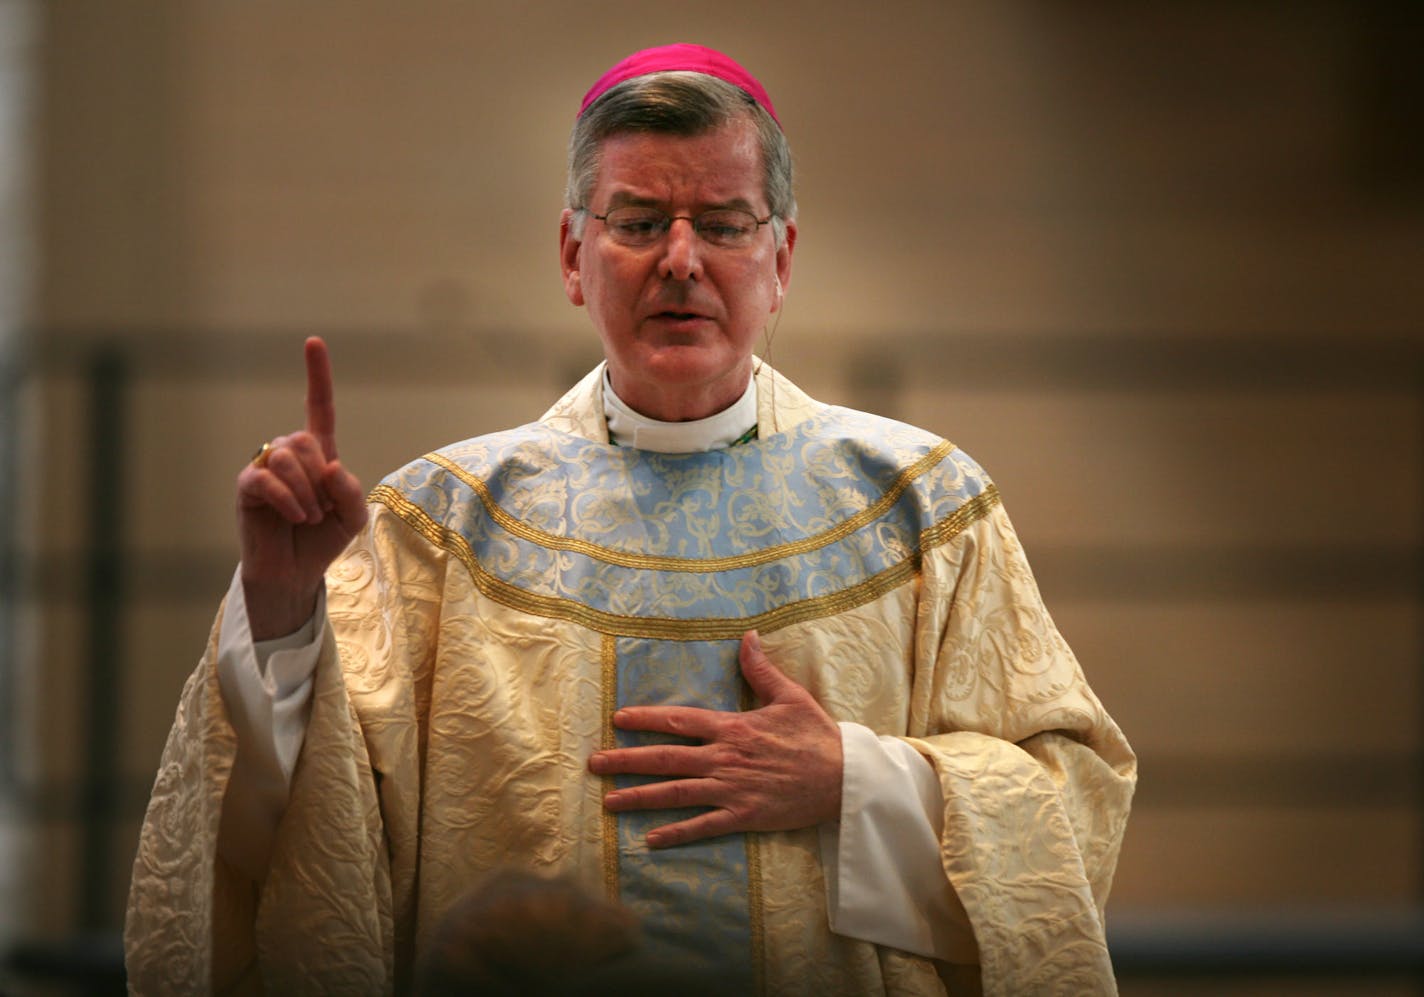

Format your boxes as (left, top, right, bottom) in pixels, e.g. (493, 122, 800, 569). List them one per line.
(589, 206, 772, 250)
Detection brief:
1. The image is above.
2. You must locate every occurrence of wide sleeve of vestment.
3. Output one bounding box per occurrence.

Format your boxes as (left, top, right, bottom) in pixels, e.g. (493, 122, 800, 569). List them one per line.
(906, 497, 1136, 995)
(125, 503, 443, 995)
(125, 608, 252, 995)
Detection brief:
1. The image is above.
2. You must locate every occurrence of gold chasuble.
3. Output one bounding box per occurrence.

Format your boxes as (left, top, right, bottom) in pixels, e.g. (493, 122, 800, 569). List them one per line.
(126, 364, 1136, 996)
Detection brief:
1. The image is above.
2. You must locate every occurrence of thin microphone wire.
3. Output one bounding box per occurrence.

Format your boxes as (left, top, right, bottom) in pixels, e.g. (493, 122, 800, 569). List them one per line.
(754, 291, 785, 436)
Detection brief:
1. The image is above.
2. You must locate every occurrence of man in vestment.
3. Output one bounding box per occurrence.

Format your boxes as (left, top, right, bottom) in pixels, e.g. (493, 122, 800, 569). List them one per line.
(125, 44, 1135, 996)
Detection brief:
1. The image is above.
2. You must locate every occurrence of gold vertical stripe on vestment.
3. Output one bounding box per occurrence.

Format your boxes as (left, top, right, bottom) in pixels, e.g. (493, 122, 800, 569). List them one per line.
(733, 641, 766, 990)
(731, 644, 766, 991)
(600, 634, 619, 902)
(746, 833, 766, 996)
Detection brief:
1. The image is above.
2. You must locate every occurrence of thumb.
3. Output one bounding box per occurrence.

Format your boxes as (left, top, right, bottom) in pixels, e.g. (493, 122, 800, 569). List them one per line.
(739, 630, 798, 704)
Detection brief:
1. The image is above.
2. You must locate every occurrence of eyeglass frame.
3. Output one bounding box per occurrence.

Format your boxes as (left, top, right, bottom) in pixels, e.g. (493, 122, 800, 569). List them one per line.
(584, 205, 775, 249)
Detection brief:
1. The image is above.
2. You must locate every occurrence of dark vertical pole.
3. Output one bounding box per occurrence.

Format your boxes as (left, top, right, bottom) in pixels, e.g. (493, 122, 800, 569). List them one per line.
(79, 346, 125, 931)
(0, 354, 18, 794)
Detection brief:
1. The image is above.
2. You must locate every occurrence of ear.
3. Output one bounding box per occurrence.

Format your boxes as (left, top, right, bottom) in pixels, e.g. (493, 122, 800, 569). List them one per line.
(771, 218, 796, 313)
(559, 208, 585, 306)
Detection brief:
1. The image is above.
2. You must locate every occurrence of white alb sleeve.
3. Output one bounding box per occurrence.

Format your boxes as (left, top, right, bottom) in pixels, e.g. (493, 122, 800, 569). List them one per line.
(819, 721, 977, 962)
(214, 566, 323, 878)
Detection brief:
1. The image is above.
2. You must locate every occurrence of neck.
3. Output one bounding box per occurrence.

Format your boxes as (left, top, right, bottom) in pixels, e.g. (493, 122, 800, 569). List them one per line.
(603, 367, 757, 453)
(605, 362, 753, 422)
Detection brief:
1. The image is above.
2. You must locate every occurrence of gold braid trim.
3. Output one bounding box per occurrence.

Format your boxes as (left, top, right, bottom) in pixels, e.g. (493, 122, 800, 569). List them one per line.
(735, 650, 767, 992)
(422, 440, 955, 573)
(747, 835, 766, 996)
(920, 484, 1002, 552)
(600, 634, 619, 902)
(369, 479, 999, 639)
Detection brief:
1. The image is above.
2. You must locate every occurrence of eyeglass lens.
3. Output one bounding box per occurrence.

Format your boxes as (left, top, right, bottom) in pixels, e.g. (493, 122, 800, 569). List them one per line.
(599, 207, 763, 248)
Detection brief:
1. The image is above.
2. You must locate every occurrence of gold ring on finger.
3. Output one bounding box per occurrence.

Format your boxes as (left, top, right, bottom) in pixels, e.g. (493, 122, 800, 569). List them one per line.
(251, 441, 273, 469)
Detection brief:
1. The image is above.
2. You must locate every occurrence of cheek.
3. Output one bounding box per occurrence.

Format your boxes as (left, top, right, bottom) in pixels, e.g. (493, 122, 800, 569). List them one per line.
(748, 254, 780, 306)
(579, 267, 615, 313)
(732, 269, 778, 319)
(588, 257, 642, 305)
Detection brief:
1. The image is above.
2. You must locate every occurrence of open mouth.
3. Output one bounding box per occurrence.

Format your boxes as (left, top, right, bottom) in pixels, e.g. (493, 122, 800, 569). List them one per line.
(648, 310, 713, 326)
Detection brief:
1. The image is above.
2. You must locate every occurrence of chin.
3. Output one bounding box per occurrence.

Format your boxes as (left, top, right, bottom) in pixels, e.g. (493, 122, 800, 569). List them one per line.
(638, 346, 747, 385)
(609, 344, 752, 417)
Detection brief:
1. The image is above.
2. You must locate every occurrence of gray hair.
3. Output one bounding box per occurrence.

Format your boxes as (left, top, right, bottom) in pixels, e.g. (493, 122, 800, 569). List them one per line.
(565, 71, 796, 247)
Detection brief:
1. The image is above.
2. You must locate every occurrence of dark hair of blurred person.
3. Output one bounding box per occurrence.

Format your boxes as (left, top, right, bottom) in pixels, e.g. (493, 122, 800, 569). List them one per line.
(414, 867, 733, 996)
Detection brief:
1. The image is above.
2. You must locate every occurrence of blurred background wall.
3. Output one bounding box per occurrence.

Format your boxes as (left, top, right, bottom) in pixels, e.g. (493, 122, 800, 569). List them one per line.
(1, 0, 1420, 992)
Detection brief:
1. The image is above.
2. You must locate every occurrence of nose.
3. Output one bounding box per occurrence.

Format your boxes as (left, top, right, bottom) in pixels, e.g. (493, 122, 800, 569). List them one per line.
(657, 216, 703, 282)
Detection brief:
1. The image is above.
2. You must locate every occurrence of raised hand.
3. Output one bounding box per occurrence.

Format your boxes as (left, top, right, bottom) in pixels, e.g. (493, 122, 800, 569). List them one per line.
(588, 631, 844, 848)
(236, 337, 368, 640)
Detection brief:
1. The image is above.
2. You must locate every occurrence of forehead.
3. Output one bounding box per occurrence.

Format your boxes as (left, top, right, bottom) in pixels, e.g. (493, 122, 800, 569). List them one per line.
(591, 117, 764, 209)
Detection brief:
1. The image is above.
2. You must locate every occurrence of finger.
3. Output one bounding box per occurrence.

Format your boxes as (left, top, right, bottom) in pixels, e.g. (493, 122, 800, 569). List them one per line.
(304, 336, 339, 460)
(739, 630, 799, 705)
(237, 465, 310, 524)
(645, 809, 741, 849)
(263, 445, 327, 523)
(611, 704, 725, 740)
(602, 776, 721, 813)
(589, 743, 711, 778)
(277, 432, 333, 510)
(279, 430, 329, 474)
(322, 462, 369, 532)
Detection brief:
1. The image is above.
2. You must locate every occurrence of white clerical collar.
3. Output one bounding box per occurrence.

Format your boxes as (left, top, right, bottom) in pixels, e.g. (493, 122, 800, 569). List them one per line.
(602, 366, 758, 453)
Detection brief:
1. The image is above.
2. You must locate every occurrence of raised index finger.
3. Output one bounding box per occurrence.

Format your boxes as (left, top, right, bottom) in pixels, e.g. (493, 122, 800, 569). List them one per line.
(304, 336, 339, 460)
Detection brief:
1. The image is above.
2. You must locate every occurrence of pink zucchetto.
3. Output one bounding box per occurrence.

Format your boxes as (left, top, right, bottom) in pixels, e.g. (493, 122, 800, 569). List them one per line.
(577, 43, 780, 127)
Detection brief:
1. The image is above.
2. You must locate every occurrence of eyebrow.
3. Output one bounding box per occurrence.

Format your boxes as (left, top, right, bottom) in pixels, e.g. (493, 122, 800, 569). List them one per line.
(603, 192, 760, 213)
